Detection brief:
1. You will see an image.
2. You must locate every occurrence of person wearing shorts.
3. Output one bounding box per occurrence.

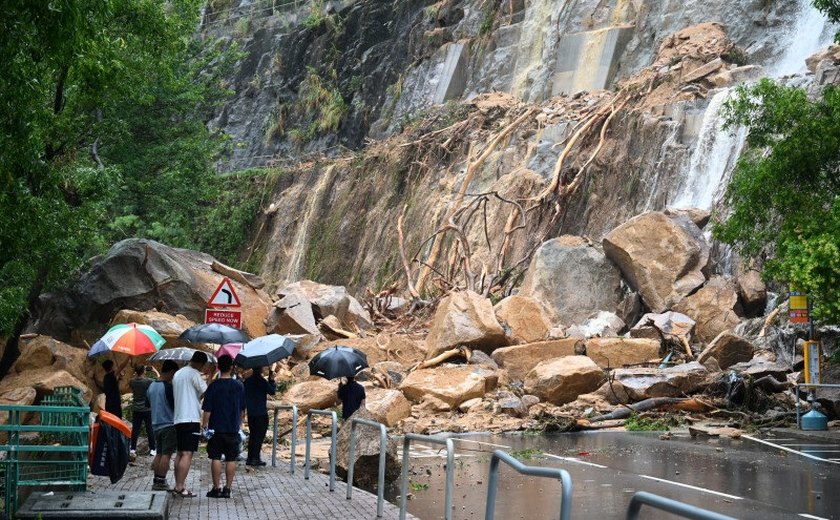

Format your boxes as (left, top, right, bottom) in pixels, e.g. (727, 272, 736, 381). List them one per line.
(148, 360, 178, 490)
(171, 351, 208, 497)
(201, 354, 245, 498)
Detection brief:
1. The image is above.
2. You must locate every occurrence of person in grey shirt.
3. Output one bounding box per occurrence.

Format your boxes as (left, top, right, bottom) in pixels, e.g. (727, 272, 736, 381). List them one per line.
(148, 360, 177, 491)
(129, 365, 156, 457)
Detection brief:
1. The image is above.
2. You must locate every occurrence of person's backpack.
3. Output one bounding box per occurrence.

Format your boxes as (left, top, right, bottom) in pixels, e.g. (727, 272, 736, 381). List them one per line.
(89, 411, 131, 483)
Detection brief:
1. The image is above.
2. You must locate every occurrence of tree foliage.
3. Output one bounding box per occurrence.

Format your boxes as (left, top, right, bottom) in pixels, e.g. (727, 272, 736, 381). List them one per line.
(0, 1, 256, 348)
(715, 79, 840, 320)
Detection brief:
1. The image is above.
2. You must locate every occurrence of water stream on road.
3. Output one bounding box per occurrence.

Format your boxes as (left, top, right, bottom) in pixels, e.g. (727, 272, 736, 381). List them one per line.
(393, 432, 840, 520)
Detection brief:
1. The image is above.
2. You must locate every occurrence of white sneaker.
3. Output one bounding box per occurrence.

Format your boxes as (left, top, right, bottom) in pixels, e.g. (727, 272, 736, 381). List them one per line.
(130, 449, 137, 457)
(149, 450, 156, 456)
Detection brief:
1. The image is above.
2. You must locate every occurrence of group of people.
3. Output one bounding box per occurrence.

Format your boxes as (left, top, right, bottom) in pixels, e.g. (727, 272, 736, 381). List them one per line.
(101, 351, 278, 498)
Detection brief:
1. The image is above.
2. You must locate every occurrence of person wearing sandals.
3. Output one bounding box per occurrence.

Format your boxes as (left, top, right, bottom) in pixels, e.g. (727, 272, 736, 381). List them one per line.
(171, 351, 209, 497)
(201, 354, 246, 498)
(148, 360, 178, 491)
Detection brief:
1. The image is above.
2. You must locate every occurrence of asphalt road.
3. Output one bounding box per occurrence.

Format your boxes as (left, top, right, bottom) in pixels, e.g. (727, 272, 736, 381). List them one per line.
(401, 430, 840, 520)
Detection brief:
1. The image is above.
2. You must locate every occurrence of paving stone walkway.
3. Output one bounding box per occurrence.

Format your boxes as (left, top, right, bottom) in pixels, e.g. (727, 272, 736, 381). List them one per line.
(88, 451, 416, 520)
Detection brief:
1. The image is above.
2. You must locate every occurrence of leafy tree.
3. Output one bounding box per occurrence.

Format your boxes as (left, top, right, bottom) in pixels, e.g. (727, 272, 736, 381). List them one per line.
(0, 1, 252, 375)
(715, 79, 840, 320)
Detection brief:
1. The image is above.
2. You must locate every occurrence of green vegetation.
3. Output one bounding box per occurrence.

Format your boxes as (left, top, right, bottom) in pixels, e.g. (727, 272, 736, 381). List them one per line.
(0, 1, 251, 375)
(300, 68, 348, 133)
(479, 0, 499, 36)
(509, 448, 543, 460)
(624, 413, 670, 431)
(713, 1, 840, 321)
(409, 481, 429, 492)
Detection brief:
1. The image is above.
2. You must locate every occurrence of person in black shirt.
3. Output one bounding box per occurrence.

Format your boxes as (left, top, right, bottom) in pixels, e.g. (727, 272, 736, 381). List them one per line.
(337, 377, 366, 420)
(201, 355, 245, 499)
(102, 359, 123, 418)
(243, 365, 277, 466)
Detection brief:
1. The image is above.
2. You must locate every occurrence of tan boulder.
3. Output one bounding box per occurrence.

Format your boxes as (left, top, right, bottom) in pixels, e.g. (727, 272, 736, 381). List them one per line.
(13, 337, 56, 372)
(365, 388, 411, 427)
(312, 334, 425, 366)
(34, 370, 93, 404)
(698, 332, 754, 369)
(586, 337, 661, 369)
(491, 338, 582, 381)
(630, 311, 695, 342)
(281, 379, 338, 413)
(603, 212, 708, 312)
(13, 335, 96, 393)
(673, 276, 742, 343)
(111, 309, 195, 345)
(0, 387, 37, 440)
(523, 356, 606, 405)
(424, 290, 507, 359)
(493, 296, 552, 344)
(266, 292, 319, 335)
(736, 270, 767, 317)
(612, 362, 708, 401)
(399, 365, 490, 408)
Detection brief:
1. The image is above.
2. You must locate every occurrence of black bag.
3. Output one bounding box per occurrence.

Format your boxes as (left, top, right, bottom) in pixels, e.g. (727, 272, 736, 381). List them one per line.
(90, 416, 130, 483)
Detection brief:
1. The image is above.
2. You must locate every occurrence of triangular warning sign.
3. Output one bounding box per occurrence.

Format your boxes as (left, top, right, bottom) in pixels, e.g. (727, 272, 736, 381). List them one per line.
(208, 277, 241, 307)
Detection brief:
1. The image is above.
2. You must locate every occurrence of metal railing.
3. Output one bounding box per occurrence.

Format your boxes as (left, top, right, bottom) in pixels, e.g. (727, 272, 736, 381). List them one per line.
(399, 433, 455, 520)
(346, 418, 388, 517)
(626, 491, 737, 520)
(271, 404, 298, 473)
(794, 383, 840, 428)
(304, 408, 338, 491)
(485, 449, 572, 520)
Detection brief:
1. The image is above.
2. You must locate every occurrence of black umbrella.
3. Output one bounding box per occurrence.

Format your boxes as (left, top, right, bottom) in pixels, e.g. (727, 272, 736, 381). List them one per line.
(308, 346, 368, 379)
(234, 334, 296, 369)
(148, 347, 218, 365)
(179, 323, 250, 345)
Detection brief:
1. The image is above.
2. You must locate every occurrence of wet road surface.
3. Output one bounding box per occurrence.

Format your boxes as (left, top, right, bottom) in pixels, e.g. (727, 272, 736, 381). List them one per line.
(398, 431, 840, 520)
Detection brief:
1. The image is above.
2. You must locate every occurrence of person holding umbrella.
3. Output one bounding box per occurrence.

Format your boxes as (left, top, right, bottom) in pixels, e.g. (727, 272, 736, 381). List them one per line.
(102, 359, 125, 418)
(308, 346, 369, 420)
(337, 376, 366, 421)
(171, 351, 209, 498)
(201, 355, 245, 498)
(243, 364, 276, 466)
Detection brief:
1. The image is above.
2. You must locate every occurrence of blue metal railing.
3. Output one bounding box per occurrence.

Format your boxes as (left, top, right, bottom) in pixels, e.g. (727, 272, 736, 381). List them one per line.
(485, 449, 572, 520)
(399, 433, 455, 520)
(346, 418, 388, 517)
(626, 491, 737, 520)
(271, 404, 298, 473)
(304, 408, 338, 491)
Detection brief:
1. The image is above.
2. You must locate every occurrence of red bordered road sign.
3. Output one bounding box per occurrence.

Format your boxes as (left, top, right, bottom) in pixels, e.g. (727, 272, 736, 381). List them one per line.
(205, 309, 242, 328)
(208, 277, 241, 308)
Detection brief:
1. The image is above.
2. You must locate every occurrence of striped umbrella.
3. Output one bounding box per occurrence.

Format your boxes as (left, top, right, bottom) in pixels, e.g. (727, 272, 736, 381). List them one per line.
(88, 323, 166, 357)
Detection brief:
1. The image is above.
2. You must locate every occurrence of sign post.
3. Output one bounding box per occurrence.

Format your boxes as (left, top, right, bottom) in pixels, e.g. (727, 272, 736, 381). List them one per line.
(205, 277, 242, 329)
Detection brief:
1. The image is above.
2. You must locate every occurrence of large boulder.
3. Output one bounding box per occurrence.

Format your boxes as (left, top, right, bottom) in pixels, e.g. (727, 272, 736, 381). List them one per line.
(365, 388, 412, 427)
(736, 270, 767, 318)
(519, 236, 624, 326)
(32, 239, 272, 342)
(673, 276, 743, 343)
(585, 338, 661, 369)
(266, 292, 320, 335)
(280, 280, 373, 330)
(523, 356, 605, 405)
(335, 407, 400, 492)
(491, 338, 583, 381)
(399, 365, 491, 408)
(612, 362, 709, 401)
(697, 332, 754, 370)
(312, 334, 426, 366)
(493, 296, 552, 344)
(12, 335, 95, 393)
(603, 212, 708, 313)
(281, 379, 337, 413)
(630, 311, 696, 342)
(424, 291, 507, 359)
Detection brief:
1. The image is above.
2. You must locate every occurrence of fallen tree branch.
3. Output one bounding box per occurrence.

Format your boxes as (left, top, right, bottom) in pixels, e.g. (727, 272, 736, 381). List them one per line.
(590, 397, 697, 422)
(759, 305, 781, 337)
(415, 345, 471, 370)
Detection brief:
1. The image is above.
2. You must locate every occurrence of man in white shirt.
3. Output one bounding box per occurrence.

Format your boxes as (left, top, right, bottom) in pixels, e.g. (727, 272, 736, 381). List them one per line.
(171, 351, 208, 497)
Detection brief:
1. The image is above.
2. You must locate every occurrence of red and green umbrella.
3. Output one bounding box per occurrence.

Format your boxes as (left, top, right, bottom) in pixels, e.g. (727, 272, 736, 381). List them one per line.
(88, 323, 166, 357)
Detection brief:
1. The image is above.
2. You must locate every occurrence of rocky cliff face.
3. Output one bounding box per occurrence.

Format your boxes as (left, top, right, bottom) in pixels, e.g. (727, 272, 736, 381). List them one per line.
(202, 0, 833, 295)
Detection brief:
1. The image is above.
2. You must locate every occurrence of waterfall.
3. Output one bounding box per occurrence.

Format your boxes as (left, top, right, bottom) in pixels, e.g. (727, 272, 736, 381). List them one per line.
(772, 0, 832, 77)
(282, 165, 335, 282)
(669, 89, 747, 210)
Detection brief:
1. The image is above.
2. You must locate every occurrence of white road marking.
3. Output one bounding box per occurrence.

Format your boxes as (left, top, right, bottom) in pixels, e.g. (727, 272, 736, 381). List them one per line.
(801, 450, 840, 453)
(798, 514, 829, 519)
(449, 438, 511, 449)
(743, 435, 840, 465)
(543, 453, 608, 469)
(777, 443, 840, 447)
(638, 474, 744, 500)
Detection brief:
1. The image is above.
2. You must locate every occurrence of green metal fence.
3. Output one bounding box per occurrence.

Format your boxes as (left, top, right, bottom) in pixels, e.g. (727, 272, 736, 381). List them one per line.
(0, 386, 90, 516)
